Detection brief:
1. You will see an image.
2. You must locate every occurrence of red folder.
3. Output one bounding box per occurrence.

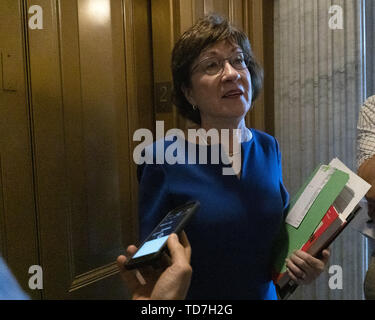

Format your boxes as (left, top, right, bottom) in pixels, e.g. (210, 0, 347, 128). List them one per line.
(301, 205, 340, 252)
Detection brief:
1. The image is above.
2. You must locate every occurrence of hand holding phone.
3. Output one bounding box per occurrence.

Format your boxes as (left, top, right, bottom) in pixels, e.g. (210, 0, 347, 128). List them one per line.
(124, 200, 199, 270)
(117, 231, 193, 300)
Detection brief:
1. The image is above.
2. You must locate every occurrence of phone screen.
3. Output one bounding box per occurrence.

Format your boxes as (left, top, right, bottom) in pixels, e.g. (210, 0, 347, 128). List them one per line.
(132, 210, 186, 259)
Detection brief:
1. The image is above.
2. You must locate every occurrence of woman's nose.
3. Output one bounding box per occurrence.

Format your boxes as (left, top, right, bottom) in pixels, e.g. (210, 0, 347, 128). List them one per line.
(221, 61, 240, 81)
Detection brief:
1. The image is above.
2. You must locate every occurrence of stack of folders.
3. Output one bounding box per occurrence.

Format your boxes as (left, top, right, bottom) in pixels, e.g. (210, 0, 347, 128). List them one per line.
(272, 158, 371, 300)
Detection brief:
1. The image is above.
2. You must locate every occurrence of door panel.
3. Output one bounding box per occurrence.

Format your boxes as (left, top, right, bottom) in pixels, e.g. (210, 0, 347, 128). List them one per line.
(0, 0, 40, 299)
(24, 0, 146, 299)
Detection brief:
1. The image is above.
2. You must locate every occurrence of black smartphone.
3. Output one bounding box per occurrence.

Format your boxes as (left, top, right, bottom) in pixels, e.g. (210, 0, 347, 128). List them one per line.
(124, 200, 200, 270)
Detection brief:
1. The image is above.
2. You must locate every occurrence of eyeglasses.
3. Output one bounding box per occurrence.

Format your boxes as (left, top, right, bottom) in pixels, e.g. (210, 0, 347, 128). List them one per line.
(191, 52, 248, 76)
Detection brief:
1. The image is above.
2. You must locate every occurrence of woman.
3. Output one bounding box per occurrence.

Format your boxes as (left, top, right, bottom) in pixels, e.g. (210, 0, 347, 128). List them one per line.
(137, 14, 329, 299)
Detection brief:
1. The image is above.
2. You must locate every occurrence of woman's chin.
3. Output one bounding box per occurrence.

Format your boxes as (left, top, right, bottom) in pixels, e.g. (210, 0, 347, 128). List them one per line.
(221, 104, 250, 119)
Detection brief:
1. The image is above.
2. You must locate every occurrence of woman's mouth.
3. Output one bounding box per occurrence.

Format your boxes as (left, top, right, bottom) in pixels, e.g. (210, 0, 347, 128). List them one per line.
(222, 89, 243, 99)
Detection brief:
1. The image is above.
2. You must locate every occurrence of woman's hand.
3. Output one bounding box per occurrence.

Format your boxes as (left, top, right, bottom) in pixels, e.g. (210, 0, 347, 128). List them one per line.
(285, 249, 330, 285)
(117, 231, 192, 300)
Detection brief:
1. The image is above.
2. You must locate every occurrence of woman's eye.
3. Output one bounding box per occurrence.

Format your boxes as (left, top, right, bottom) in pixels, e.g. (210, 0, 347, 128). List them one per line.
(233, 57, 245, 65)
(205, 61, 219, 70)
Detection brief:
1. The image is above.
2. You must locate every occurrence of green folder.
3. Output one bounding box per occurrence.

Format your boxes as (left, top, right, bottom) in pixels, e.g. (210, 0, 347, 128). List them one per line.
(273, 164, 349, 274)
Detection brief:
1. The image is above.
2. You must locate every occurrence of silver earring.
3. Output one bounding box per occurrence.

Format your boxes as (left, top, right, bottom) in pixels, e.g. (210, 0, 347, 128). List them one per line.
(192, 105, 198, 110)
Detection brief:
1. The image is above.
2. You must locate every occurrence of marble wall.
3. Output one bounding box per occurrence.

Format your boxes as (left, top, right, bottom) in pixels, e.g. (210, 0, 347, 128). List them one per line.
(274, 0, 367, 299)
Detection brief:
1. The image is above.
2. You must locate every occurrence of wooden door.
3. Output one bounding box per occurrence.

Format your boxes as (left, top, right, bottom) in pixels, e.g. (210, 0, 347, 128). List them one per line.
(0, 0, 40, 300)
(0, 0, 154, 299)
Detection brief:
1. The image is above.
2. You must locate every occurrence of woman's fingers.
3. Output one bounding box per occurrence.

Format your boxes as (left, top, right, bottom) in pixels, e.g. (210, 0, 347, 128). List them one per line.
(294, 250, 326, 274)
(320, 248, 331, 265)
(285, 257, 307, 284)
(286, 249, 330, 285)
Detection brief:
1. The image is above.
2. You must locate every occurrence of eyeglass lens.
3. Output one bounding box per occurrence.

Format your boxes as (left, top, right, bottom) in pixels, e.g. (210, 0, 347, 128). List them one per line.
(197, 53, 247, 75)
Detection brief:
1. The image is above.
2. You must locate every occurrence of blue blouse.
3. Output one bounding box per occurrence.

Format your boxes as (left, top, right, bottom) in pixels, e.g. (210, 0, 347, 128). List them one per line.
(137, 129, 289, 299)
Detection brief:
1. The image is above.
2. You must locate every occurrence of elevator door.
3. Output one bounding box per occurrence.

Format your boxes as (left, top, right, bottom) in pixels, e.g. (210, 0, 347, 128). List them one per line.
(0, 0, 153, 299)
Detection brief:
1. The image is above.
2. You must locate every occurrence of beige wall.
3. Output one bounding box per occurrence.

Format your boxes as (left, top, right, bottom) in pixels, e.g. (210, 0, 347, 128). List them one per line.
(274, 0, 367, 300)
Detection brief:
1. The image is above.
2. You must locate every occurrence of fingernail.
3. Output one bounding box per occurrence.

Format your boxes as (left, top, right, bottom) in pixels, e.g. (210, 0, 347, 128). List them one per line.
(169, 233, 177, 241)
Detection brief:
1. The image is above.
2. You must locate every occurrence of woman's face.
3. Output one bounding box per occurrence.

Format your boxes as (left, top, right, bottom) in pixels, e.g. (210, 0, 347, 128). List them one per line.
(183, 40, 253, 127)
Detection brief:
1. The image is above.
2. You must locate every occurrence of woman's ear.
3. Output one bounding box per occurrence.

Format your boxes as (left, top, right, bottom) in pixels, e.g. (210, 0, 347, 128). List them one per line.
(182, 84, 196, 106)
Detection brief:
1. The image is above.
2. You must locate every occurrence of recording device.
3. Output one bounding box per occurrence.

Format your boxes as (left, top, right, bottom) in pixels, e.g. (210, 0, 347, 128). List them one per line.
(124, 200, 200, 270)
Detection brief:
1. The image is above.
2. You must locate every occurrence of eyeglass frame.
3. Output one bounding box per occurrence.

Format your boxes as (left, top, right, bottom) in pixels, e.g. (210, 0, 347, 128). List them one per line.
(190, 51, 249, 76)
